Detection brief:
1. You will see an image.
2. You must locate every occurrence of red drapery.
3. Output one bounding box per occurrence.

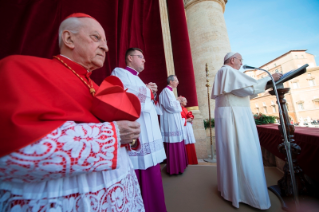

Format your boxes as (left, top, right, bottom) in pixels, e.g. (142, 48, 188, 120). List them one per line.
(0, 0, 168, 92)
(257, 124, 319, 181)
(167, 0, 198, 107)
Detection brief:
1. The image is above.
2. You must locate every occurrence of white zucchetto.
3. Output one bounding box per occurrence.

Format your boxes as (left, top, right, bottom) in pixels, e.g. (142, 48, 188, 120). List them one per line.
(224, 52, 237, 62)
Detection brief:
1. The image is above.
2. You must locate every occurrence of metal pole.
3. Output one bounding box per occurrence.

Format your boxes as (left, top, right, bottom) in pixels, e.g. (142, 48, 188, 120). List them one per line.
(204, 64, 216, 163)
(206, 64, 213, 146)
(248, 67, 299, 208)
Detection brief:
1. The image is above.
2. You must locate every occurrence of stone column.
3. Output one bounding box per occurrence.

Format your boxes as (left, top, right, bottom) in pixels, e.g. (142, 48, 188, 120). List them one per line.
(184, 0, 231, 158)
(184, 0, 231, 120)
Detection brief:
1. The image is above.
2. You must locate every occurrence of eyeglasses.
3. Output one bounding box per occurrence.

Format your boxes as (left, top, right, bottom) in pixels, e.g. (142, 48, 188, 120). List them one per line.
(234, 57, 243, 62)
(130, 55, 145, 59)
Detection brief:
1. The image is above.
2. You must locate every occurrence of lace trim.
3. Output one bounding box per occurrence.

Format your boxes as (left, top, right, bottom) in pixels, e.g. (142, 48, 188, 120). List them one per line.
(137, 87, 147, 103)
(0, 121, 119, 183)
(162, 131, 183, 137)
(0, 168, 145, 212)
(128, 140, 164, 157)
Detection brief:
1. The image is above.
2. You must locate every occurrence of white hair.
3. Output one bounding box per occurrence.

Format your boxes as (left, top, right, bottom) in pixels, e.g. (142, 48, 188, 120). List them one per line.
(58, 17, 83, 49)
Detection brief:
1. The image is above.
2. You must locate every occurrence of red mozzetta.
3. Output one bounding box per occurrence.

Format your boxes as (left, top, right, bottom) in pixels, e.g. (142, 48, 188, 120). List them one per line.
(0, 55, 141, 157)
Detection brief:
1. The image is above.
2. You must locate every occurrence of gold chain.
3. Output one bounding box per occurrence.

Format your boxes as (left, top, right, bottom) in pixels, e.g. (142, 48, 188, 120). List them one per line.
(54, 56, 95, 96)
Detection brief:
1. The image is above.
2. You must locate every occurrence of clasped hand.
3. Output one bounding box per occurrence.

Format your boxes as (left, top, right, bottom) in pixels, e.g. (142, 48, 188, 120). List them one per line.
(116, 121, 140, 145)
(146, 82, 157, 94)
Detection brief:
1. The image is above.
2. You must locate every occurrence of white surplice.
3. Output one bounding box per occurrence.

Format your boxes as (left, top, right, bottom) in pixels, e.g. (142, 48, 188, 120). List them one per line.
(159, 87, 184, 143)
(211, 65, 271, 209)
(111, 68, 166, 170)
(0, 121, 144, 212)
(182, 122, 196, 145)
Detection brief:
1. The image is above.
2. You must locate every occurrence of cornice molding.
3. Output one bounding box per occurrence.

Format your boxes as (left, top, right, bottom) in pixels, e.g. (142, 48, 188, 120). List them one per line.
(184, 0, 227, 12)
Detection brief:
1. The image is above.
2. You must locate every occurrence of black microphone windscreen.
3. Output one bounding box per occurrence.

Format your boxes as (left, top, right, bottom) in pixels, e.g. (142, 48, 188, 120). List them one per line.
(243, 65, 256, 69)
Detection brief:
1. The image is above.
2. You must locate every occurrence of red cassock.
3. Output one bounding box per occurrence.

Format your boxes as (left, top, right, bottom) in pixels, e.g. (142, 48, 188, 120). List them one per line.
(0, 55, 141, 157)
(180, 106, 198, 164)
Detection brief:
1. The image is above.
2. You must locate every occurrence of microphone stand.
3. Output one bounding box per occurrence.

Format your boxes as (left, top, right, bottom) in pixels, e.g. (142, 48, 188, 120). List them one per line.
(243, 65, 299, 209)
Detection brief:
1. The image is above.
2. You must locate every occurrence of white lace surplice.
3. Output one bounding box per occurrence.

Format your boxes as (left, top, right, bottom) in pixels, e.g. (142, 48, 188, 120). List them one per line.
(159, 88, 184, 143)
(212, 65, 271, 209)
(0, 121, 144, 212)
(111, 68, 166, 170)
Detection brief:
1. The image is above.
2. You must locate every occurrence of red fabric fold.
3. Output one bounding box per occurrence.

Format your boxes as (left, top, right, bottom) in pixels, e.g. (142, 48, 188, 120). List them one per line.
(257, 124, 319, 181)
(167, 0, 198, 107)
(181, 106, 193, 126)
(185, 144, 198, 165)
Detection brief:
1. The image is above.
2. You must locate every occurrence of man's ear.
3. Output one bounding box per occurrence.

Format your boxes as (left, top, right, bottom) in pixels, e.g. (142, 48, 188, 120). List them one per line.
(127, 55, 133, 63)
(61, 31, 75, 49)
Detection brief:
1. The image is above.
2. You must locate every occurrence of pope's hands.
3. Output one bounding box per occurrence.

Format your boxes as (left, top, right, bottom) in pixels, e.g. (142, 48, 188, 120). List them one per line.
(116, 121, 140, 145)
(272, 73, 282, 82)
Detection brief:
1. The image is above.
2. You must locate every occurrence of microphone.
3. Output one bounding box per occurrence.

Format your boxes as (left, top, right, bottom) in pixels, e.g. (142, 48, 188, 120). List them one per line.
(242, 65, 257, 69)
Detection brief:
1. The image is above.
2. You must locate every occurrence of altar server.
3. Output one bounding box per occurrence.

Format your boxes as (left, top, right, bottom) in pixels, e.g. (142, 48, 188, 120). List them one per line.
(111, 48, 167, 212)
(180, 97, 198, 165)
(0, 14, 144, 211)
(159, 75, 188, 174)
(211, 52, 282, 209)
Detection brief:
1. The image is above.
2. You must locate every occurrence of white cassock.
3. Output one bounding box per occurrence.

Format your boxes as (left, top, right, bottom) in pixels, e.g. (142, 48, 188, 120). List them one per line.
(111, 67, 166, 169)
(211, 65, 271, 209)
(159, 87, 184, 144)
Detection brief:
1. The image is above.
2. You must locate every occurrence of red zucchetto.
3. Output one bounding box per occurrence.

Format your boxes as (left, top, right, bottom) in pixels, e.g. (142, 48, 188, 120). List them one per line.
(63, 13, 97, 21)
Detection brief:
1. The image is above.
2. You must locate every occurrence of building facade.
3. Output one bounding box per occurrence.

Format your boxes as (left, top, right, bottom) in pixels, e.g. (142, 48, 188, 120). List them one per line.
(246, 50, 319, 124)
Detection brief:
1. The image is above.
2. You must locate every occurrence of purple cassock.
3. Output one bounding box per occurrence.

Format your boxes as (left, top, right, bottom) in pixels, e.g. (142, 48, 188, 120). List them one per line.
(135, 165, 167, 212)
(111, 66, 167, 212)
(164, 141, 188, 174)
(159, 86, 189, 175)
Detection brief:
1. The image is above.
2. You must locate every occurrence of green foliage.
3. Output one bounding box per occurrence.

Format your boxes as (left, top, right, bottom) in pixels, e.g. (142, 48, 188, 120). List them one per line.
(203, 118, 215, 129)
(254, 113, 276, 125)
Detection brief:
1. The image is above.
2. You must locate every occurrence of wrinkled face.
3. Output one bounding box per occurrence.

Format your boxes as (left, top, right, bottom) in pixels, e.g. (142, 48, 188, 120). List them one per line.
(170, 76, 179, 88)
(127, 50, 145, 72)
(181, 98, 187, 106)
(73, 18, 108, 71)
(231, 53, 243, 70)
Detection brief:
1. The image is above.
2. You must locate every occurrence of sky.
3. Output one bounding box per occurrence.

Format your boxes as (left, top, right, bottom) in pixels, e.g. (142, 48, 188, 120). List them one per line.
(224, 0, 319, 70)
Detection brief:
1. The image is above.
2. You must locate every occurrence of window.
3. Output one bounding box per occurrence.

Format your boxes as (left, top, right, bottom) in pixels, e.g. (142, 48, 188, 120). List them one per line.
(275, 69, 279, 73)
(309, 80, 315, 87)
(292, 82, 299, 89)
(263, 102, 266, 106)
(256, 108, 259, 113)
(295, 55, 298, 59)
(302, 55, 304, 58)
(297, 103, 304, 110)
(255, 103, 259, 107)
(308, 73, 311, 77)
(272, 106, 276, 113)
(264, 107, 268, 114)
(271, 101, 275, 105)
(274, 63, 276, 67)
(314, 101, 319, 108)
